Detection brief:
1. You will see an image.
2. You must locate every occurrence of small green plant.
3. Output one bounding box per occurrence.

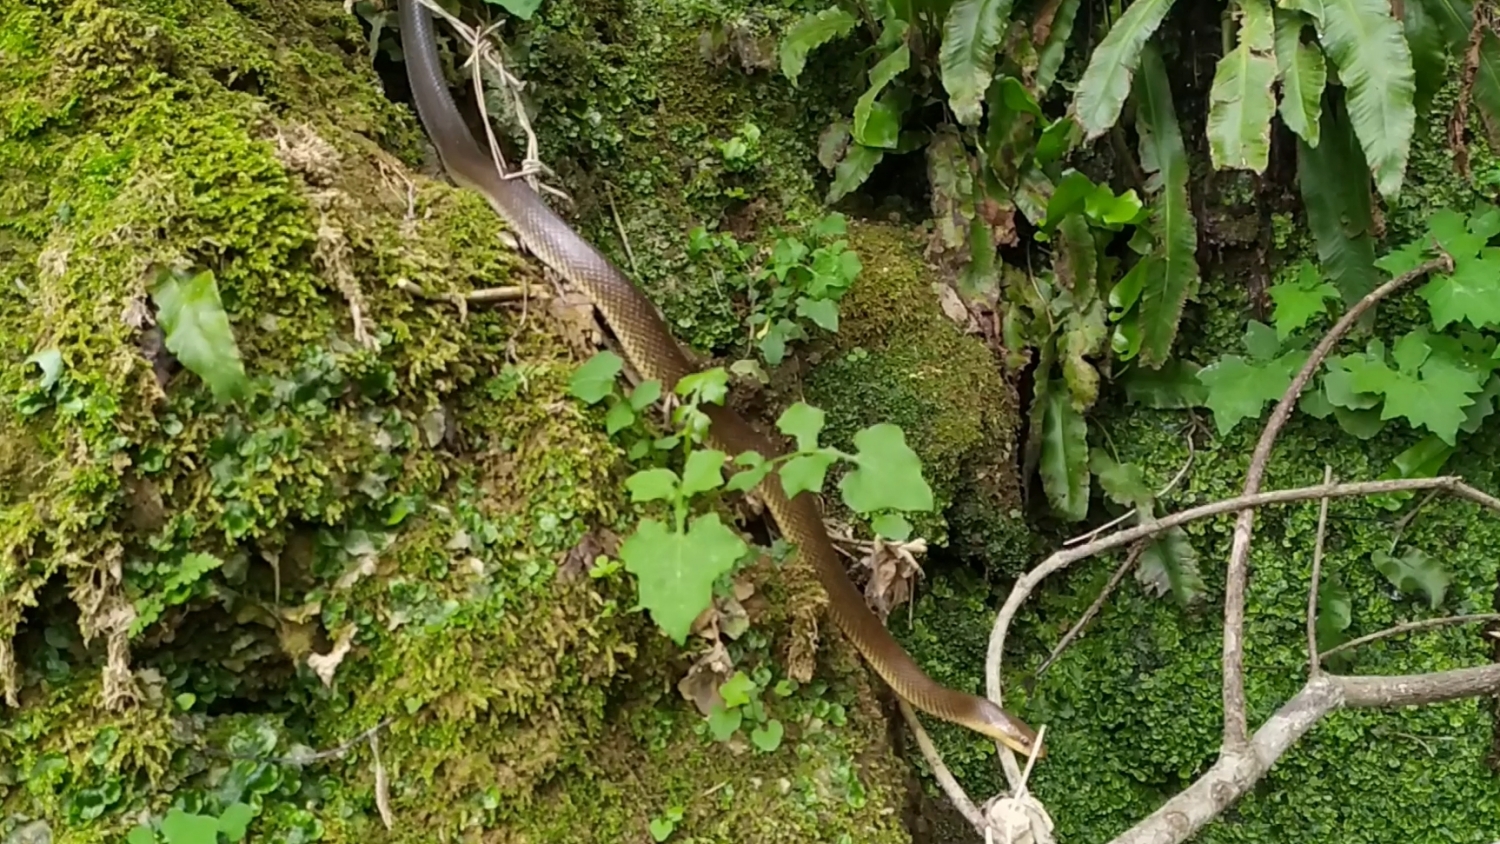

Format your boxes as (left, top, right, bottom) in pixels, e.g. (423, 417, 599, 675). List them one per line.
(688, 211, 862, 366)
(704, 667, 793, 751)
(127, 804, 254, 844)
(648, 804, 685, 842)
(567, 349, 935, 647)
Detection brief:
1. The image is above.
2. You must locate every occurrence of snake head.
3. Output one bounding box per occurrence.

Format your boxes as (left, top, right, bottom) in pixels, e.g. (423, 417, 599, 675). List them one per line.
(978, 705, 1045, 760)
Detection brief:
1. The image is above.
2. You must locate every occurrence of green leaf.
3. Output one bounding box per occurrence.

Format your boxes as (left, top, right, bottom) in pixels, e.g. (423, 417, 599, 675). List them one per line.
(1274, 9, 1327, 146)
(620, 515, 747, 644)
(1269, 260, 1341, 339)
(795, 296, 840, 331)
(1416, 0, 1472, 49)
(649, 816, 676, 842)
(750, 719, 785, 752)
(626, 468, 680, 504)
(776, 402, 826, 452)
(707, 703, 743, 741)
(1243, 319, 1283, 362)
(1297, 97, 1381, 304)
(1372, 547, 1449, 609)
(828, 144, 884, 203)
(151, 267, 249, 403)
(127, 826, 156, 844)
(25, 348, 62, 389)
(161, 810, 219, 844)
(1071, 0, 1179, 138)
(1089, 448, 1154, 512)
(1420, 248, 1500, 330)
(1197, 352, 1304, 435)
(1474, 30, 1500, 151)
(720, 671, 756, 707)
(1038, 381, 1089, 521)
(1313, 0, 1416, 200)
(630, 379, 663, 411)
(569, 351, 624, 404)
(939, 0, 1017, 125)
(680, 450, 728, 497)
(1315, 575, 1353, 654)
(605, 400, 635, 434)
(780, 7, 860, 85)
(726, 452, 775, 492)
(484, 0, 543, 19)
(1206, 0, 1277, 173)
(1036, 0, 1084, 94)
(1401, 0, 1449, 110)
(855, 45, 911, 148)
(779, 452, 837, 499)
(1134, 45, 1200, 366)
(1136, 526, 1206, 606)
(872, 513, 913, 541)
(839, 425, 935, 513)
(1121, 360, 1209, 407)
(217, 802, 254, 841)
(1343, 332, 1484, 444)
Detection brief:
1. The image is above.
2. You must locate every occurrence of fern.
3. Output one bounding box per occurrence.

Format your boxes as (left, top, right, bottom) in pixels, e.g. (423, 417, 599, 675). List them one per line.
(940, 0, 1017, 125)
(1274, 8, 1327, 147)
(1207, 0, 1278, 172)
(1071, 0, 1179, 139)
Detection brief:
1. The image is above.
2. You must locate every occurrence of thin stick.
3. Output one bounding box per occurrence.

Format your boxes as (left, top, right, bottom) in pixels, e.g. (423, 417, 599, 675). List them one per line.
(898, 699, 988, 834)
(605, 181, 639, 276)
(1389, 488, 1442, 553)
(1035, 542, 1146, 678)
(1306, 465, 1334, 676)
(1219, 256, 1450, 750)
(1319, 613, 1500, 660)
(1066, 428, 1195, 547)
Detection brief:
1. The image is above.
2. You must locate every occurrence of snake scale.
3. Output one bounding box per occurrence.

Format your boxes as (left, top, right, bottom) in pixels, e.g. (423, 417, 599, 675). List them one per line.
(395, 0, 1041, 759)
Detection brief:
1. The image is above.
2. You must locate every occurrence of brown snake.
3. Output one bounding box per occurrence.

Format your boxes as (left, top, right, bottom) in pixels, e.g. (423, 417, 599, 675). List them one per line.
(395, 0, 1041, 758)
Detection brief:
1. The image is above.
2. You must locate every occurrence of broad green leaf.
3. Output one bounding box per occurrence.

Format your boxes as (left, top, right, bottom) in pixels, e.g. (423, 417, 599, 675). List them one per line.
(1036, 0, 1084, 94)
(626, 468, 679, 504)
(605, 400, 636, 434)
(839, 424, 935, 513)
(1136, 526, 1206, 606)
(854, 45, 911, 148)
(1273, 8, 1326, 146)
(720, 671, 755, 707)
(1121, 359, 1209, 407)
(1243, 319, 1283, 362)
(1197, 352, 1305, 434)
(570, 350, 624, 403)
(1475, 30, 1500, 151)
(1134, 45, 1200, 366)
(1038, 381, 1089, 521)
(1313, 0, 1416, 200)
(161, 810, 219, 844)
(1333, 405, 1386, 438)
(776, 402, 826, 451)
(726, 452, 775, 492)
(1415, 0, 1472, 49)
(1269, 260, 1340, 338)
(1372, 547, 1449, 609)
(1297, 98, 1380, 304)
(127, 826, 155, 844)
(218, 802, 254, 841)
(1381, 433, 1456, 483)
(1323, 356, 1382, 409)
(1207, 0, 1277, 172)
(795, 296, 840, 331)
(1089, 448, 1155, 512)
(828, 144, 884, 203)
(939, 0, 1017, 125)
(750, 719, 785, 752)
(1071, 0, 1179, 138)
(707, 704, 742, 741)
(1460, 373, 1500, 434)
(1420, 248, 1500, 330)
(484, 0, 543, 19)
(780, 8, 860, 85)
(780, 452, 837, 499)
(680, 449, 728, 497)
(621, 515, 747, 644)
(1315, 575, 1353, 655)
(872, 513, 913, 541)
(151, 267, 249, 403)
(1343, 332, 1484, 444)
(629, 379, 663, 411)
(1401, 0, 1448, 110)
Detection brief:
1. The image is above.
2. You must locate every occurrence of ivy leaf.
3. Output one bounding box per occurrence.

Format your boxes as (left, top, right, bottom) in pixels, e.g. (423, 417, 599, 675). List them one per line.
(1136, 526, 1206, 606)
(1121, 360, 1209, 408)
(854, 45, 911, 148)
(217, 803, 254, 841)
(780, 452, 837, 499)
(151, 267, 249, 403)
(1089, 448, 1154, 512)
(1312, 0, 1416, 200)
(839, 425, 934, 513)
(1206, 0, 1277, 173)
(680, 450, 728, 497)
(720, 671, 756, 708)
(1197, 352, 1305, 435)
(626, 468, 680, 504)
(1420, 248, 1500, 330)
(1297, 97, 1381, 304)
(795, 296, 840, 332)
(1134, 44, 1200, 366)
(939, 0, 1016, 125)
(569, 351, 624, 404)
(161, 810, 220, 844)
(776, 402, 825, 451)
(1071, 0, 1179, 138)
(1274, 8, 1326, 146)
(605, 401, 635, 435)
(620, 515, 747, 644)
(707, 704, 742, 741)
(828, 144, 884, 204)
(780, 7, 859, 85)
(750, 719, 785, 752)
(1343, 332, 1484, 444)
(1038, 381, 1089, 521)
(1322, 355, 1382, 409)
(1269, 260, 1341, 339)
(1372, 547, 1450, 609)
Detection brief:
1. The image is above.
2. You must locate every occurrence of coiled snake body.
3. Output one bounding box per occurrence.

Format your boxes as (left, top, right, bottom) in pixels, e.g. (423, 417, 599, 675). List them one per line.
(395, 0, 1040, 758)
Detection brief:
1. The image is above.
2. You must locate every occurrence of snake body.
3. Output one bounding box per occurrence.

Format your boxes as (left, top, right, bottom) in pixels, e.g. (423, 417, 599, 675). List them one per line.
(395, 0, 1040, 758)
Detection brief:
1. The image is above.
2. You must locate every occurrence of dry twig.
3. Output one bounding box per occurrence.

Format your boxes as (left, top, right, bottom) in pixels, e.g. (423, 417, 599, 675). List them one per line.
(1306, 465, 1333, 676)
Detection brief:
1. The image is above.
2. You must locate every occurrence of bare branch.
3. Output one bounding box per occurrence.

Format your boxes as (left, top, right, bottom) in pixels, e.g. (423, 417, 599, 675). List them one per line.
(1306, 465, 1334, 676)
(1108, 664, 1500, 844)
(1319, 614, 1500, 660)
(1220, 257, 1450, 750)
(897, 700, 987, 833)
(1035, 542, 1146, 679)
